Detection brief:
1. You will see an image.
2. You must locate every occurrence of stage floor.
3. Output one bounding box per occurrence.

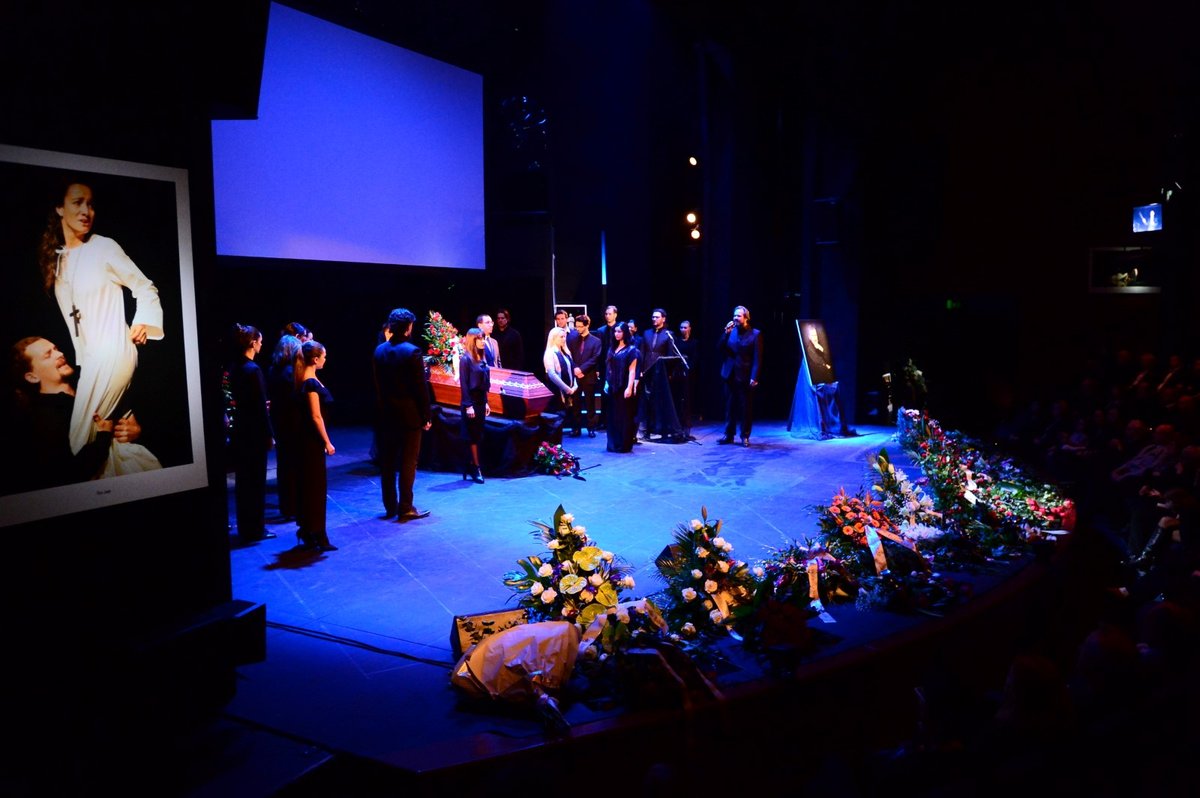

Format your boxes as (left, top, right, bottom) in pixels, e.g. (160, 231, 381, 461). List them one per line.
(200, 420, 1006, 794)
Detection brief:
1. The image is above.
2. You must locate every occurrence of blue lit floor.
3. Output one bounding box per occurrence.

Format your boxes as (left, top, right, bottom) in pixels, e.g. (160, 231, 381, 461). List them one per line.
(201, 420, 959, 794)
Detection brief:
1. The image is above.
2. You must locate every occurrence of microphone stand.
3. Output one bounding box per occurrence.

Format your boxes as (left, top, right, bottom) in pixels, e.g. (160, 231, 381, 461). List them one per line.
(664, 330, 689, 373)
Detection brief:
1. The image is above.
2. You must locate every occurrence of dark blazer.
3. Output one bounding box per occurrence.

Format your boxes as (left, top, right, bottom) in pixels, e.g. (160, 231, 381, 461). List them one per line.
(597, 323, 617, 360)
(719, 326, 762, 384)
(492, 326, 524, 371)
(569, 332, 603, 386)
(373, 339, 432, 431)
(229, 357, 273, 449)
(459, 354, 490, 403)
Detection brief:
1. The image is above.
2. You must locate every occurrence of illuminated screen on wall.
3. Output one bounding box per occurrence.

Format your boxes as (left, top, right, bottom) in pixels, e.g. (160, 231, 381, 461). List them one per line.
(212, 2, 485, 269)
(1132, 203, 1162, 233)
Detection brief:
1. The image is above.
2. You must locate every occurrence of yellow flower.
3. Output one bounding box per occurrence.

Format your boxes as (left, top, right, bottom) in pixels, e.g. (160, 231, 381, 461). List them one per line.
(559, 574, 586, 594)
(573, 546, 603, 571)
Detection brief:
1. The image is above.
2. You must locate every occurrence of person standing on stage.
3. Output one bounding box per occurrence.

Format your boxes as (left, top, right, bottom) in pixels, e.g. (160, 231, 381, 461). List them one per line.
(475, 313, 500, 367)
(568, 314, 602, 438)
(458, 327, 490, 484)
(718, 305, 762, 447)
(294, 340, 337, 551)
(674, 319, 698, 438)
(641, 308, 684, 441)
(597, 305, 619, 430)
(597, 305, 619, 355)
(492, 308, 524, 372)
(542, 326, 577, 414)
(373, 308, 433, 522)
(605, 322, 640, 453)
(281, 321, 313, 344)
(267, 334, 303, 522)
(625, 318, 646, 437)
(228, 324, 275, 543)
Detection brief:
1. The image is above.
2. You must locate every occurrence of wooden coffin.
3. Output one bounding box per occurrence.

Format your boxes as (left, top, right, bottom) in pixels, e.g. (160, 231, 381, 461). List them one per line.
(429, 367, 554, 420)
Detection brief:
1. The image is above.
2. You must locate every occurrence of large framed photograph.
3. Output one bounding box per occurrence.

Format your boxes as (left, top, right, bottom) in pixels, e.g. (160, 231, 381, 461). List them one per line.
(798, 319, 837, 384)
(0, 144, 207, 527)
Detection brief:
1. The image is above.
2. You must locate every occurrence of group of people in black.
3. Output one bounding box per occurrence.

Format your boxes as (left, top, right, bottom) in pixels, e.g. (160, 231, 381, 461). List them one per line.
(226, 321, 340, 552)
(226, 302, 764, 550)
(537, 305, 701, 453)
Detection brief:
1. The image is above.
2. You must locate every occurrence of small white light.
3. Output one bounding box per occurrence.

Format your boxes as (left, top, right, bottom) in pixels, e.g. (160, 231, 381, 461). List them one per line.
(690, 228, 701, 240)
(688, 156, 698, 166)
(685, 212, 697, 225)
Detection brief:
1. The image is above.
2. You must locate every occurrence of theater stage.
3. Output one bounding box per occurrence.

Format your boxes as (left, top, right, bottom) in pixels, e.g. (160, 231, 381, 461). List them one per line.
(197, 420, 1055, 796)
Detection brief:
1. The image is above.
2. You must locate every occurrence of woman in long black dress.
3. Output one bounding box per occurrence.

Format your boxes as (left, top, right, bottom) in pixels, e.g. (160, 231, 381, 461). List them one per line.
(228, 324, 274, 542)
(458, 327, 490, 484)
(605, 322, 640, 453)
(294, 340, 337, 552)
(267, 334, 303, 522)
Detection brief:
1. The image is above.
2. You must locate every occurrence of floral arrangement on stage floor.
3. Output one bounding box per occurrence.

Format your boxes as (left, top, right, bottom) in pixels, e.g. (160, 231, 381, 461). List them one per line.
(478, 411, 1078, 714)
(533, 442, 581, 478)
(422, 310, 460, 374)
(504, 505, 635, 629)
(653, 507, 757, 638)
(899, 409, 1075, 548)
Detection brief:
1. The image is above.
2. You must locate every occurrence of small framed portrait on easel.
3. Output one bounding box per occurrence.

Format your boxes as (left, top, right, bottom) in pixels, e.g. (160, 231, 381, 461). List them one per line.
(798, 319, 837, 384)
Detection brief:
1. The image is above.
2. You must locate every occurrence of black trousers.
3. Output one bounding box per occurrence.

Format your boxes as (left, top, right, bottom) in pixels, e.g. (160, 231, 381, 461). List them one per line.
(379, 428, 423, 513)
(569, 379, 599, 433)
(233, 443, 268, 539)
(724, 379, 755, 439)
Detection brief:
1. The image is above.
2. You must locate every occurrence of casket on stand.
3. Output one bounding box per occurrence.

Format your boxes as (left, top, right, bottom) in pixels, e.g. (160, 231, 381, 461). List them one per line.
(428, 367, 554, 419)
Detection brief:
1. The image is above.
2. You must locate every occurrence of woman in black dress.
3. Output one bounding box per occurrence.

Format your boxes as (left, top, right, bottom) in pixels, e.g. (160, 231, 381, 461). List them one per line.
(228, 324, 274, 543)
(267, 334, 303, 522)
(605, 322, 640, 453)
(294, 340, 337, 552)
(459, 327, 490, 484)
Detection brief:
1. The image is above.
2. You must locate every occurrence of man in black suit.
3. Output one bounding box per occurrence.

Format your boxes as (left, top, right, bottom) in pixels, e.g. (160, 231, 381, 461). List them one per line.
(492, 308, 524, 372)
(718, 305, 762, 447)
(568, 314, 603, 437)
(373, 308, 432, 521)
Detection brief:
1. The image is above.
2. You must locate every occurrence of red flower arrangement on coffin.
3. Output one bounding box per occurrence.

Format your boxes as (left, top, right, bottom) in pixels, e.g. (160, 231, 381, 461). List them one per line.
(422, 311, 460, 374)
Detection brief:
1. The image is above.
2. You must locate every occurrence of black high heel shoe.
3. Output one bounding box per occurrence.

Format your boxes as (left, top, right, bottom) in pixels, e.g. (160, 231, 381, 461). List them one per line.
(296, 529, 318, 551)
(471, 465, 485, 484)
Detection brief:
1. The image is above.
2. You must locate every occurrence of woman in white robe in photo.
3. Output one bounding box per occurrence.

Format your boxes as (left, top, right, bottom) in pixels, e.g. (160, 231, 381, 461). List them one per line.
(39, 181, 163, 476)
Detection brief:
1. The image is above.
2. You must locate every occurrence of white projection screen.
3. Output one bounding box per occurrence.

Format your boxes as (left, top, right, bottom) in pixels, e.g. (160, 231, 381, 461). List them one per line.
(212, 2, 485, 270)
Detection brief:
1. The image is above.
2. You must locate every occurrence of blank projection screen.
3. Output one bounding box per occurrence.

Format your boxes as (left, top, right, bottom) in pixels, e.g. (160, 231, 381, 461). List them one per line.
(212, 2, 485, 269)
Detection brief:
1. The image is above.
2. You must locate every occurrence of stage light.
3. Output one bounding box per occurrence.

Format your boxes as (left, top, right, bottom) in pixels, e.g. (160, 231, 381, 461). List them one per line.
(685, 212, 697, 224)
(690, 228, 701, 240)
(688, 156, 698, 166)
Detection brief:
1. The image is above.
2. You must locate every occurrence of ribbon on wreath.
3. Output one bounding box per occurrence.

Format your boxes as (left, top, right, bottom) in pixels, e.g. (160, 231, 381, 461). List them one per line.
(863, 524, 918, 575)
